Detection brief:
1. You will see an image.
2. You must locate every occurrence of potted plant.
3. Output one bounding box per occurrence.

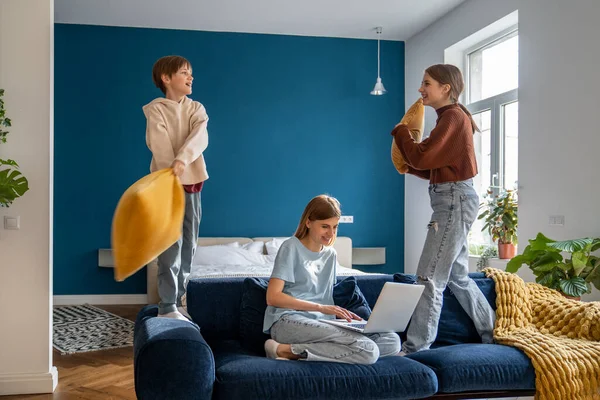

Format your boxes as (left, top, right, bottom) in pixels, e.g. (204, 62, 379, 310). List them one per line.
(477, 245, 499, 271)
(0, 88, 29, 207)
(506, 233, 600, 299)
(478, 189, 518, 259)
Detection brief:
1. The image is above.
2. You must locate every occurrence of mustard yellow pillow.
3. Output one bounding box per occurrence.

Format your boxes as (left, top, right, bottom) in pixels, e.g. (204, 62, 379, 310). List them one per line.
(391, 98, 425, 174)
(112, 168, 185, 282)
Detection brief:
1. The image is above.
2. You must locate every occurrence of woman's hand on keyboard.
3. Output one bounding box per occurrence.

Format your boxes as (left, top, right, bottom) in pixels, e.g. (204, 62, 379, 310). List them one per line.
(318, 305, 363, 322)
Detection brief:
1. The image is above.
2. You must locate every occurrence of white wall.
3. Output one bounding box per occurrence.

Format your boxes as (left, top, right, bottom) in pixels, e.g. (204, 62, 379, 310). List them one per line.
(0, 0, 57, 395)
(404, 0, 600, 301)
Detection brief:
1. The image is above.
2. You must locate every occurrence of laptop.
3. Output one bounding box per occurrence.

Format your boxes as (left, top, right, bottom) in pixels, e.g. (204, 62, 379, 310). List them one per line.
(321, 282, 424, 333)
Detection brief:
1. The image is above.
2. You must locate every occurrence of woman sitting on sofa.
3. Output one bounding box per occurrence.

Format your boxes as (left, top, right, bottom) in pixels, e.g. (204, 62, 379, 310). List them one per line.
(262, 194, 401, 364)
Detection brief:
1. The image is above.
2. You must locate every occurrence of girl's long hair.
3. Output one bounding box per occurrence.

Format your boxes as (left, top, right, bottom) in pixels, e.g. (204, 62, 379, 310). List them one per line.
(294, 195, 341, 246)
(425, 64, 480, 134)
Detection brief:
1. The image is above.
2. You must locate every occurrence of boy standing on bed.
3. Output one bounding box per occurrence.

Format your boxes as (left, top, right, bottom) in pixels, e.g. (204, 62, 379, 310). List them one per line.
(143, 55, 209, 321)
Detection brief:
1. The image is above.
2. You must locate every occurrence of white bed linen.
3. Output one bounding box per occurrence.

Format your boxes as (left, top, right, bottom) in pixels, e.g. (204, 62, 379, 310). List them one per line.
(186, 263, 366, 281)
(181, 263, 369, 306)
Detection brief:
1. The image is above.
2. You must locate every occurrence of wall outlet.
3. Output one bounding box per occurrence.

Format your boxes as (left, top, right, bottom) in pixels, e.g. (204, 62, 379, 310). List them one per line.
(340, 215, 354, 223)
(549, 215, 565, 226)
(4, 216, 20, 230)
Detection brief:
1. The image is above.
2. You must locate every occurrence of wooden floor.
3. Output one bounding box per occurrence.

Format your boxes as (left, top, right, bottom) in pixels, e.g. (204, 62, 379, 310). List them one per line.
(2, 305, 143, 400)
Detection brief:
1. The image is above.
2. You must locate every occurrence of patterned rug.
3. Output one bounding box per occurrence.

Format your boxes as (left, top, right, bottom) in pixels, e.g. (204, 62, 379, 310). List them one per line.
(53, 304, 135, 354)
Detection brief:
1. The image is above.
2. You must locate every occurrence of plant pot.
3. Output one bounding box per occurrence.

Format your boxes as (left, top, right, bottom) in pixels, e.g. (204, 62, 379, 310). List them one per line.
(561, 293, 581, 301)
(498, 242, 517, 259)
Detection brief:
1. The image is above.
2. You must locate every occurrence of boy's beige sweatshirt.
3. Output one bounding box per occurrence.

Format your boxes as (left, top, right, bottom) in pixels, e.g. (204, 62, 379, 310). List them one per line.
(143, 96, 209, 185)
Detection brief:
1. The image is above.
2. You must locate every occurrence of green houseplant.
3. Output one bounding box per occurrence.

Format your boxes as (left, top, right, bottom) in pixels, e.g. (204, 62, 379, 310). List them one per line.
(477, 245, 499, 271)
(478, 189, 518, 259)
(506, 233, 600, 298)
(0, 88, 29, 207)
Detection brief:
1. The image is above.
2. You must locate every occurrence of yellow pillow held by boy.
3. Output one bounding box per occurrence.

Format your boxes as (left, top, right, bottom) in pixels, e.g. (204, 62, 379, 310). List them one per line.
(112, 168, 184, 282)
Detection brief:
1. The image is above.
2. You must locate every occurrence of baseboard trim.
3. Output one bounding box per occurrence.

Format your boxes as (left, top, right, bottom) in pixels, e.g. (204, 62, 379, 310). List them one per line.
(0, 367, 58, 395)
(53, 294, 148, 305)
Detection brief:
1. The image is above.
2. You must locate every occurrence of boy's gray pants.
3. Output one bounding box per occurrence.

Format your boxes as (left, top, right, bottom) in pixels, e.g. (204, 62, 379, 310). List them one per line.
(157, 192, 201, 315)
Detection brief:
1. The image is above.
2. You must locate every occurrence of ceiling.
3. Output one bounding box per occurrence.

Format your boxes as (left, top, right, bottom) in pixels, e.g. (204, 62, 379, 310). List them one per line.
(54, 0, 466, 41)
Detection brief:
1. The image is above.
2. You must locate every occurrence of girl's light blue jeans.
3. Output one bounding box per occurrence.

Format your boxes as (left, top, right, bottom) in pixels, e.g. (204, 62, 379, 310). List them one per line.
(403, 179, 495, 354)
(271, 314, 401, 364)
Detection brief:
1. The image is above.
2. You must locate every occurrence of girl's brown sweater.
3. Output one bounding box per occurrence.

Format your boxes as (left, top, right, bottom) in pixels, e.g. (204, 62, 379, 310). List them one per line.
(391, 103, 477, 184)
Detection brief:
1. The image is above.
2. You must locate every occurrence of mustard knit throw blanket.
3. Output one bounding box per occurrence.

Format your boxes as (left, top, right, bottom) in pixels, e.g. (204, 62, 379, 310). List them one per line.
(484, 268, 600, 399)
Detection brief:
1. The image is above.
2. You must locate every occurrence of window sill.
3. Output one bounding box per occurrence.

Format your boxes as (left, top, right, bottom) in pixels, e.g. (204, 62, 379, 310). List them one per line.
(468, 255, 509, 273)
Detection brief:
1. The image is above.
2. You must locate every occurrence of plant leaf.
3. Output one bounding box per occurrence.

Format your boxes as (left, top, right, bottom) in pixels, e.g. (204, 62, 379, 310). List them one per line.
(0, 159, 18, 167)
(547, 238, 593, 253)
(533, 251, 563, 267)
(506, 254, 528, 273)
(586, 264, 600, 290)
(559, 277, 589, 297)
(571, 251, 588, 276)
(528, 233, 556, 251)
(532, 263, 559, 273)
(0, 167, 29, 207)
(536, 271, 556, 287)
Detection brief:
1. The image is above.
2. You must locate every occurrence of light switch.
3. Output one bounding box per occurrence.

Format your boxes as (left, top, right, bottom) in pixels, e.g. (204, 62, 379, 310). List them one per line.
(4, 216, 20, 230)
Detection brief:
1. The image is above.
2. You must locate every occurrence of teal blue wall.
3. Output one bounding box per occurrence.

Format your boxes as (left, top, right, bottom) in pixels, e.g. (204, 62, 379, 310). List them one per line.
(54, 24, 405, 295)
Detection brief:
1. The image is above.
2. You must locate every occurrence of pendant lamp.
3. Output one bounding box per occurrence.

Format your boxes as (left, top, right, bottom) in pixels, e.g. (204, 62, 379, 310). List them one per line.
(370, 26, 387, 95)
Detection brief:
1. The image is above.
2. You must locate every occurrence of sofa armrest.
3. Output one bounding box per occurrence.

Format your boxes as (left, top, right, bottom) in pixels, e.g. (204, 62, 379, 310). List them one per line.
(134, 305, 215, 400)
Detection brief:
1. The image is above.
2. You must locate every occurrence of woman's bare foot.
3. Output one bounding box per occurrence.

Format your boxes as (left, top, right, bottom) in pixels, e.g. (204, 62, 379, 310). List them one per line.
(276, 344, 302, 360)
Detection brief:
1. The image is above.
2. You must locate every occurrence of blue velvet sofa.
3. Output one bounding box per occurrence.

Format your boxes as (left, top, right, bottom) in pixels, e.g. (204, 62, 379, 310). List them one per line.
(134, 273, 537, 400)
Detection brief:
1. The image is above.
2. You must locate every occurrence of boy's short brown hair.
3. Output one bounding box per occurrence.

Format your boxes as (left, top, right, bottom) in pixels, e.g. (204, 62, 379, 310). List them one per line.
(152, 55, 191, 95)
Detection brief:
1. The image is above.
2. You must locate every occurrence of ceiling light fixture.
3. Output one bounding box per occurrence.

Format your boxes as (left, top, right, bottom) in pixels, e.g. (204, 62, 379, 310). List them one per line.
(370, 26, 387, 96)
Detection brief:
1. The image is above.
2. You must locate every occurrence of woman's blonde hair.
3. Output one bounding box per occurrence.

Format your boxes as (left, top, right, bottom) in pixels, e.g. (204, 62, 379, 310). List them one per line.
(294, 195, 341, 246)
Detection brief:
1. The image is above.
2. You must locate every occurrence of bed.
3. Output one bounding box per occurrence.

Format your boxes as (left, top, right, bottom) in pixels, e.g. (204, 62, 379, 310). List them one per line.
(146, 236, 362, 304)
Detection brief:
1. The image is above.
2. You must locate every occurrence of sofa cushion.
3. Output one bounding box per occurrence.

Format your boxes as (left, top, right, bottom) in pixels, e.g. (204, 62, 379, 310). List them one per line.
(239, 276, 373, 356)
(393, 272, 417, 285)
(406, 343, 535, 393)
(353, 274, 395, 308)
(332, 276, 372, 320)
(239, 278, 271, 355)
(212, 340, 438, 400)
(187, 278, 246, 341)
(394, 272, 496, 346)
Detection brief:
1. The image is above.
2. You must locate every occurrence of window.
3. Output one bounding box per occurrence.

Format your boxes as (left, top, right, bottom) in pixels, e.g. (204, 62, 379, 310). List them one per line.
(466, 28, 519, 250)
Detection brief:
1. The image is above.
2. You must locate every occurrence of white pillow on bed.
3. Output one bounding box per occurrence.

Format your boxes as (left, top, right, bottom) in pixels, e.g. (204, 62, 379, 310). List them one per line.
(225, 241, 265, 254)
(193, 244, 273, 266)
(242, 241, 265, 253)
(265, 237, 291, 255)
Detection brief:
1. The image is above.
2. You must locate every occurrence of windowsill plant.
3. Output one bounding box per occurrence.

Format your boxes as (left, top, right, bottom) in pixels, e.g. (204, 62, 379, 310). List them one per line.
(478, 188, 518, 259)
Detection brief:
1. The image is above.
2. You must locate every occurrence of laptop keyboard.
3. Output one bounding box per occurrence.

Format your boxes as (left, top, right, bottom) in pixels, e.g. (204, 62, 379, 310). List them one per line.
(346, 323, 367, 329)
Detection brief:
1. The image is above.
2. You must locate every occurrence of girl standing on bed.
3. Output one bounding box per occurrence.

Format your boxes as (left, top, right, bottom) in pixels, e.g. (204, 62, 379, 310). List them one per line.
(391, 64, 496, 354)
(262, 194, 400, 364)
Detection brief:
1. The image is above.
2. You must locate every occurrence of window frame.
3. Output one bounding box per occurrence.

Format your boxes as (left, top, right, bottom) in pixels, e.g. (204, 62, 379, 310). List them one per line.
(467, 89, 518, 193)
(463, 26, 519, 195)
(462, 27, 519, 251)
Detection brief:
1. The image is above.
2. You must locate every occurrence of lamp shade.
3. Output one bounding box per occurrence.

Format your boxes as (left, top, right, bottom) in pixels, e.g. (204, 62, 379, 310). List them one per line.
(370, 77, 387, 95)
